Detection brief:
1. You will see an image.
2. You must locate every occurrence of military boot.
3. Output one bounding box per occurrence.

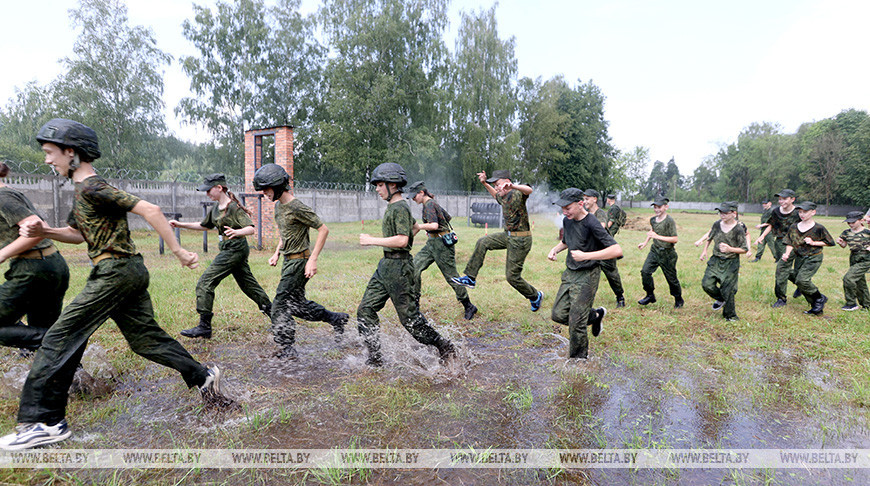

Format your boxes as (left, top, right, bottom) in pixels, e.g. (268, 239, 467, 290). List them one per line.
(460, 297, 478, 320)
(275, 345, 298, 360)
(363, 333, 383, 367)
(435, 337, 456, 363)
(181, 314, 213, 339)
(327, 311, 349, 341)
(260, 302, 272, 319)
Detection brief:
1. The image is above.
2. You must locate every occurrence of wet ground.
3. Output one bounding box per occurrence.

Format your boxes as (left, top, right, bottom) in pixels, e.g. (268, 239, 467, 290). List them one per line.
(2, 317, 866, 485)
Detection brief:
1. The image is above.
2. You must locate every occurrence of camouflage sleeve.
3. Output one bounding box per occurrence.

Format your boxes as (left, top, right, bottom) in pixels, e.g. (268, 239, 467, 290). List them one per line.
(708, 222, 721, 241)
(839, 229, 850, 242)
(662, 216, 677, 236)
(422, 200, 439, 224)
(817, 225, 835, 246)
(295, 203, 324, 229)
(87, 181, 141, 215)
(393, 206, 413, 237)
(200, 206, 215, 229)
(0, 192, 34, 226)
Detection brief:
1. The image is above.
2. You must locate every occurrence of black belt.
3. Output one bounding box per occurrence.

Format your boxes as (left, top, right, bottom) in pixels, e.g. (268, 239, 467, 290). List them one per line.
(383, 250, 411, 259)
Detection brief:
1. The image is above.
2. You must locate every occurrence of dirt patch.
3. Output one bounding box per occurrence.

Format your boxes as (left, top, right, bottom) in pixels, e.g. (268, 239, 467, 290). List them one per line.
(622, 216, 651, 232)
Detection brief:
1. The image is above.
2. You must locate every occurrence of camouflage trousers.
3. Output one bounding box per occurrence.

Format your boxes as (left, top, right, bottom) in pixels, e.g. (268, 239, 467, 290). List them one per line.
(755, 231, 776, 260)
(792, 253, 824, 302)
(843, 253, 870, 307)
(702, 256, 740, 319)
(195, 244, 271, 317)
(0, 252, 69, 349)
(270, 257, 333, 349)
(463, 232, 538, 300)
(774, 242, 799, 300)
(18, 255, 208, 424)
(413, 236, 468, 302)
(551, 266, 600, 359)
(641, 247, 682, 298)
(357, 257, 445, 362)
(599, 257, 624, 299)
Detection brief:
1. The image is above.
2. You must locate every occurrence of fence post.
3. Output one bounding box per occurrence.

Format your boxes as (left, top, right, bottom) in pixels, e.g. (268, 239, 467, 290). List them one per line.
(51, 176, 60, 228)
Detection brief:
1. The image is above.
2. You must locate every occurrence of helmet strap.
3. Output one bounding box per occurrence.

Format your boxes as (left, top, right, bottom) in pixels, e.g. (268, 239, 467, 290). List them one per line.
(68, 153, 81, 179)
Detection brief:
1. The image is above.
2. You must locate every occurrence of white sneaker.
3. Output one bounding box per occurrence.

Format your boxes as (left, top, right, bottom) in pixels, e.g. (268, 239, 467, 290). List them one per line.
(0, 420, 71, 451)
(199, 366, 223, 399)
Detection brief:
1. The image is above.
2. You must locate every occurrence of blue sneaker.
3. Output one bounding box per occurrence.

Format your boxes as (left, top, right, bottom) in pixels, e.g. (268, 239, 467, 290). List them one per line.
(0, 420, 71, 451)
(452, 275, 476, 289)
(530, 291, 544, 312)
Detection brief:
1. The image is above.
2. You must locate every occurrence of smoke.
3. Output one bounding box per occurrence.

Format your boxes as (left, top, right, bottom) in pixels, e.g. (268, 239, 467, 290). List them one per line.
(527, 181, 564, 229)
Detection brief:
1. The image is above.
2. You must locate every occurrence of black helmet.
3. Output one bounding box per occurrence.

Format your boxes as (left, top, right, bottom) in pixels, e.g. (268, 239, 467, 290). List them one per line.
(369, 162, 407, 187)
(36, 118, 101, 161)
(253, 163, 290, 191)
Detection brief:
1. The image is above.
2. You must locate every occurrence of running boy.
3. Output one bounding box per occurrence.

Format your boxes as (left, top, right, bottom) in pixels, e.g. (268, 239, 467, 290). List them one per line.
(252, 164, 349, 359)
(169, 173, 272, 338)
(357, 163, 455, 367)
(781, 201, 835, 314)
(751, 199, 774, 262)
(699, 202, 748, 321)
(407, 180, 477, 320)
(756, 189, 801, 307)
(0, 119, 227, 451)
(637, 197, 683, 308)
(583, 189, 624, 307)
(453, 170, 543, 312)
(835, 211, 870, 311)
(548, 188, 622, 359)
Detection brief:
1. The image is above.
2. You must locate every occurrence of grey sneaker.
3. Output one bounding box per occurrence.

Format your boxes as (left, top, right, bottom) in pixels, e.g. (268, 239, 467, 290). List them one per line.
(712, 300, 725, 310)
(841, 304, 861, 311)
(0, 420, 71, 451)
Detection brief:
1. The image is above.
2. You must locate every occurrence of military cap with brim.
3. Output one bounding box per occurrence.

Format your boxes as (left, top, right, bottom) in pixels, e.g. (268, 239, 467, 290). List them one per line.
(405, 180, 426, 198)
(198, 173, 228, 191)
(651, 196, 670, 206)
(715, 201, 737, 213)
(775, 189, 797, 198)
(844, 210, 864, 223)
(554, 188, 584, 207)
(486, 169, 511, 183)
(762, 198, 771, 204)
(583, 189, 601, 199)
(606, 193, 617, 200)
(794, 201, 817, 211)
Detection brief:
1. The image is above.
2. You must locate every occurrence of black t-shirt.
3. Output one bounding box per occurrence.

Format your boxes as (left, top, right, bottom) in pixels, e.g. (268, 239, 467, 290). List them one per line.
(562, 213, 617, 270)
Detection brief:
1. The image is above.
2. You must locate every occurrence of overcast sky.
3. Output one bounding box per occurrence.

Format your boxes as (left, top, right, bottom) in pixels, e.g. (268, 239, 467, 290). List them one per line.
(2, 0, 869, 175)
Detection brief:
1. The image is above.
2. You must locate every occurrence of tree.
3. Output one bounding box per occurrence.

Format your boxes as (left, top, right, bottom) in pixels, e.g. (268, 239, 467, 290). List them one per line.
(0, 82, 58, 165)
(799, 119, 844, 215)
(690, 158, 718, 201)
(55, 0, 171, 169)
(610, 145, 649, 200)
(451, 5, 519, 190)
(837, 110, 870, 207)
(517, 76, 568, 185)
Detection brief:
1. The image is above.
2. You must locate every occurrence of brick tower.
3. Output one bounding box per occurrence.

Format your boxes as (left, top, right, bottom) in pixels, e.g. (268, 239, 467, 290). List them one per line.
(244, 126, 294, 242)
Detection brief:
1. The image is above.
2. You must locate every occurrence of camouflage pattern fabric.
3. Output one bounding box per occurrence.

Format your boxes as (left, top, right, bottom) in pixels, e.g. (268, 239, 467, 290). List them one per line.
(649, 215, 677, 250)
(783, 223, 835, 257)
(593, 208, 623, 298)
(606, 203, 627, 236)
(201, 202, 253, 252)
(195, 242, 271, 317)
(382, 200, 415, 254)
(421, 199, 450, 234)
(495, 189, 530, 232)
(18, 255, 209, 424)
(839, 228, 870, 254)
(755, 207, 775, 259)
(840, 228, 870, 307)
(463, 231, 538, 300)
(708, 221, 748, 259)
(274, 199, 323, 255)
(0, 253, 69, 349)
(774, 250, 798, 300)
(702, 255, 740, 319)
(0, 187, 53, 251)
(551, 266, 600, 359)
(792, 253, 825, 302)
(270, 258, 333, 349)
(768, 207, 801, 239)
(413, 236, 468, 302)
(641, 247, 682, 298)
(67, 175, 140, 259)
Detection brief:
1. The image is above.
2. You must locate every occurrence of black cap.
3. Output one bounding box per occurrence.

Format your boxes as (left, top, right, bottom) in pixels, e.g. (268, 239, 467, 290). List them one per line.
(606, 194, 617, 200)
(715, 201, 737, 213)
(486, 170, 511, 183)
(198, 173, 227, 191)
(651, 196, 670, 206)
(775, 189, 796, 198)
(554, 188, 584, 207)
(405, 180, 426, 198)
(794, 201, 817, 211)
(844, 211, 863, 223)
(583, 189, 600, 199)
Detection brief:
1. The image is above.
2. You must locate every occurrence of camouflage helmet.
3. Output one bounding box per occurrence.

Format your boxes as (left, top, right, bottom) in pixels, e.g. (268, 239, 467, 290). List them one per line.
(253, 163, 290, 191)
(36, 118, 101, 161)
(369, 162, 407, 187)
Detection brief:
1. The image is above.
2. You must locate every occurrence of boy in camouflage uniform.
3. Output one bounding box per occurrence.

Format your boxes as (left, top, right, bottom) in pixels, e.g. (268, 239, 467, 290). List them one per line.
(0, 162, 70, 352)
(835, 211, 870, 311)
(637, 197, 683, 308)
(782, 201, 835, 315)
(583, 189, 624, 308)
(169, 173, 272, 338)
(698, 202, 748, 321)
(751, 199, 774, 262)
(548, 188, 622, 359)
(756, 189, 801, 307)
(252, 164, 349, 359)
(0, 119, 227, 451)
(407, 181, 477, 320)
(452, 170, 544, 312)
(605, 194, 626, 237)
(357, 163, 455, 367)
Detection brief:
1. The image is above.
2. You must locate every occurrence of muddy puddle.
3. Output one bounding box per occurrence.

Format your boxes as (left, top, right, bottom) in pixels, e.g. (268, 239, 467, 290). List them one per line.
(1, 321, 867, 485)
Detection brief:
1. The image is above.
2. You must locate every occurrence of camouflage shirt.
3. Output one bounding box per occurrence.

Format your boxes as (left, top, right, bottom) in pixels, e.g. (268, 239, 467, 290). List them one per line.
(495, 189, 530, 232)
(0, 186, 53, 252)
(593, 208, 608, 229)
(768, 207, 800, 239)
(67, 175, 141, 259)
(201, 201, 253, 251)
(421, 198, 450, 234)
(649, 214, 677, 251)
(838, 228, 870, 255)
(274, 198, 323, 255)
(708, 220, 748, 259)
(606, 203, 627, 236)
(784, 222, 835, 257)
(382, 199, 414, 254)
(760, 207, 773, 225)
